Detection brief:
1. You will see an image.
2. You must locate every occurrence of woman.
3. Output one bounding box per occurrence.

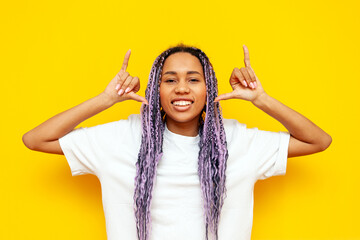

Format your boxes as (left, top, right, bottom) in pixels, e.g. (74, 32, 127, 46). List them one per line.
(23, 44, 332, 240)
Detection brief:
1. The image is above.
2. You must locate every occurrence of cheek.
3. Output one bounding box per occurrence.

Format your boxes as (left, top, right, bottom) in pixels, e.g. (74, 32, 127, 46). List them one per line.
(199, 85, 207, 103)
(159, 85, 169, 107)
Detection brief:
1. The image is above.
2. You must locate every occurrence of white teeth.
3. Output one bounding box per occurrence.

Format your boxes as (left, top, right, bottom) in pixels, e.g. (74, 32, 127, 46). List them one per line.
(173, 100, 192, 106)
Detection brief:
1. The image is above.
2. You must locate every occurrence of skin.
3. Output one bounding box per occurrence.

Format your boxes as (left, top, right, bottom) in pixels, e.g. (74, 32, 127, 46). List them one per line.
(22, 50, 146, 154)
(214, 45, 332, 157)
(22, 45, 332, 158)
(160, 52, 207, 137)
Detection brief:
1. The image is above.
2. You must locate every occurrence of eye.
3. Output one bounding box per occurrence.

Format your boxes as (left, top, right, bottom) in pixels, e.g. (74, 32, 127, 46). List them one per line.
(190, 79, 199, 82)
(165, 79, 175, 83)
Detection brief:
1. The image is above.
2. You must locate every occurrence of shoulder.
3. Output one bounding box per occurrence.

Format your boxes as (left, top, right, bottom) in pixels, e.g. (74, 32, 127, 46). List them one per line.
(84, 114, 140, 134)
(61, 114, 142, 145)
(223, 118, 246, 130)
(118, 114, 141, 130)
(223, 118, 246, 144)
(112, 114, 142, 142)
(222, 118, 274, 143)
(222, 118, 247, 143)
(126, 113, 141, 123)
(222, 118, 290, 148)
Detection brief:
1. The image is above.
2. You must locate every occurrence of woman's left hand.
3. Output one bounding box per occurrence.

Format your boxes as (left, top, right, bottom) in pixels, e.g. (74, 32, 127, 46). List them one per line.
(214, 45, 266, 103)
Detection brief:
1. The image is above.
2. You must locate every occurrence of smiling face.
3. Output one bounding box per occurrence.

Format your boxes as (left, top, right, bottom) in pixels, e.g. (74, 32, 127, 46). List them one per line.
(160, 52, 207, 135)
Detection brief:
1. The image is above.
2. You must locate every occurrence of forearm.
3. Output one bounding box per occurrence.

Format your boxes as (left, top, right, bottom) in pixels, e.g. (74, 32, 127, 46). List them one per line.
(252, 93, 332, 149)
(215, 45, 331, 156)
(23, 92, 114, 150)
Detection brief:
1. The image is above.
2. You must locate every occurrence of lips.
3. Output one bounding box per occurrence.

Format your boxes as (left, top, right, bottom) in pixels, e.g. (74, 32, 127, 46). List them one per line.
(170, 98, 194, 111)
(171, 98, 194, 105)
(172, 100, 192, 106)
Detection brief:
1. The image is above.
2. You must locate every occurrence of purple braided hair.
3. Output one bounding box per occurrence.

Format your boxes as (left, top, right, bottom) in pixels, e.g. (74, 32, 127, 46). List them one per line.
(133, 44, 229, 240)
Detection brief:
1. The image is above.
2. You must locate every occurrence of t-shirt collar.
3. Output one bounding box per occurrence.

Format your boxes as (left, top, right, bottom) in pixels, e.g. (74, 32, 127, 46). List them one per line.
(164, 123, 200, 145)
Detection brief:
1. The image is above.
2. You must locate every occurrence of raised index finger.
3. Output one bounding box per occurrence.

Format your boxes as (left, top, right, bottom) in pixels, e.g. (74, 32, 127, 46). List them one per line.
(243, 45, 251, 68)
(121, 49, 131, 71)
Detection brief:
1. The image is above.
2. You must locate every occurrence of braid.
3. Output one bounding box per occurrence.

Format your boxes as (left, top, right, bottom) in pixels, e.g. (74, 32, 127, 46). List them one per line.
(133, 44, 228, 240)
(197, 53, 228, 239)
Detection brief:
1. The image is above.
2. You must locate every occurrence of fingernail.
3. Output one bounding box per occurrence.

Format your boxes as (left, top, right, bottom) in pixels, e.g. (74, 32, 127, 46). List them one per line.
(243, 81, 248, 87)
(115, 84, 120, 90)
(118, 89, 124, 95)
(253, 82, 257, 88)
(249, 82, 254, 89)
(125, 87, 130, 93)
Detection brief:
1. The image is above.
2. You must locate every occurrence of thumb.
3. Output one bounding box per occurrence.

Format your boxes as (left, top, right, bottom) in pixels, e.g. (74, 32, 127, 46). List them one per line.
(214, 92, 236, 102)
(128, 92, 149, 105)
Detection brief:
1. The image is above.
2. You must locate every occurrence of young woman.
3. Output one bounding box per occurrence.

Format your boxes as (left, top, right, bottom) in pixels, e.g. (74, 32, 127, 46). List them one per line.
(23, 44, 332, 240)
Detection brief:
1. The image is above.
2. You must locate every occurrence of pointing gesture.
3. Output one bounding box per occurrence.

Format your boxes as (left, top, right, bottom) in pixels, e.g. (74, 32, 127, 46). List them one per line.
(214, 45, 265, 103)
(121, 49, 131, 72)
(243, 44, 252, 68)
(104, 49, 148, 105)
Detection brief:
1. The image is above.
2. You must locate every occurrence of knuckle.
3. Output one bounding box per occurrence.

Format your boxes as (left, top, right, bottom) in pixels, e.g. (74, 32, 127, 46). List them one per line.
(128, 83, 134, 89)
(121, 72, 129, 81)
(240, 68, 247, 75)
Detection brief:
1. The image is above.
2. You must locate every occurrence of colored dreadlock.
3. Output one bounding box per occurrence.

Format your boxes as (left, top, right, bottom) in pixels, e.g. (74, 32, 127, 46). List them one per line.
(133, 44, 228, 240)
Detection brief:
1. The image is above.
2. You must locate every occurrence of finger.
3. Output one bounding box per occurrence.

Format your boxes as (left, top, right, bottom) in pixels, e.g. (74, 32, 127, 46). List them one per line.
(240, 67, 254, 88)
(250, 67, 259, 88)
(116, 72, 130, 95)
(249, 66, 259, 81)
(246, 68, 256, 83)
(115, 73, 121, 90)
(233, 68, 248, 87)
(127, 92, 148, 105)
(120, 75, 134, 95)
(126, 76, 139, 93)
(214, 92, 236, 102)
(118, 71, 129, 85)
(243, 45, 251, 68)
(121, 49, 131, 71)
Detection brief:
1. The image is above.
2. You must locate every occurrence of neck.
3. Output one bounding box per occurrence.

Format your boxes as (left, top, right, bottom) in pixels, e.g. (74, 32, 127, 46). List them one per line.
(165, 116, 200, 137)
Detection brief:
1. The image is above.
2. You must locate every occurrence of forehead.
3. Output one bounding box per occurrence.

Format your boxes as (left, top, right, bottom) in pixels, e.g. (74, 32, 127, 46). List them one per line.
(162, 52, 203, 74)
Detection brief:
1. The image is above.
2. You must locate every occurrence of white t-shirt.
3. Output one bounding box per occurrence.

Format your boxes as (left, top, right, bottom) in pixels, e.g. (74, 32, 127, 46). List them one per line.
(59, 114, 290, 240)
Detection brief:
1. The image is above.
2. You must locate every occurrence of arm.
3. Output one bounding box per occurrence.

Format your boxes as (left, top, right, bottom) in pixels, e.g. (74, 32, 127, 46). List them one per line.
(23, 93, 113, 154)
(22, 49, 148, 155)
(214, 45, 332, 158)
(252, 93, 332, 157)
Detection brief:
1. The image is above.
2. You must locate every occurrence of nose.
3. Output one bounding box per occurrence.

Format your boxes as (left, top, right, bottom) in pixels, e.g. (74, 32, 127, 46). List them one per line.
(175, 82, 190, 94)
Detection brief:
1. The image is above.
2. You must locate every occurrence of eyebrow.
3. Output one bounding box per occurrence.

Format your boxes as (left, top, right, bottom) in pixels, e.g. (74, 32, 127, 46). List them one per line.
(163, 71, 202, 75)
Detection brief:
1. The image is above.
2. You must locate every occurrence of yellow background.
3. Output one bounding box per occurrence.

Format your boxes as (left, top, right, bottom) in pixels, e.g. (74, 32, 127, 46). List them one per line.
(1, 0, 359, 239)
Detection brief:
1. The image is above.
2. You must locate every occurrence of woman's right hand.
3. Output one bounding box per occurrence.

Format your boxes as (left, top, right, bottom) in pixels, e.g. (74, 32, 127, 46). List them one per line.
(103, 49, 148, 105)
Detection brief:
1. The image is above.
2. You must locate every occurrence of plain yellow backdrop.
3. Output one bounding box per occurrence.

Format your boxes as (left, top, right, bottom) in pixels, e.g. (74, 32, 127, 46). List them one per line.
(1, 0, 359, 239)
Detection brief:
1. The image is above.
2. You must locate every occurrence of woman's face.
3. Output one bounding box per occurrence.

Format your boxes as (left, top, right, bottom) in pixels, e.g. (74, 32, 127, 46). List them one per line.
(160, 52, 207, 127)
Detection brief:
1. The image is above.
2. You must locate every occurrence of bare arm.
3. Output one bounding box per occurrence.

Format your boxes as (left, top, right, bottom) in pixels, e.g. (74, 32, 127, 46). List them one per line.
(215, 45, 332, 158)
(23, 93, 113, 154)
(22, 50, 148, 154)
(252, 93, 331, 157)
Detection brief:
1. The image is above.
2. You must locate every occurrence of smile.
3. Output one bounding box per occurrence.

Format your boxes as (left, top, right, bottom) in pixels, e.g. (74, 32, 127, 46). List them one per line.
(172, 100, 193, 106)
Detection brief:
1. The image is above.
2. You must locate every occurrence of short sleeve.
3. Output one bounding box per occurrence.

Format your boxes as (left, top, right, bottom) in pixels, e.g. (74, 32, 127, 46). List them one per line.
(58, 114, 141, 177)
(245, 128, 290, 180)
(225, 119, 290, 181)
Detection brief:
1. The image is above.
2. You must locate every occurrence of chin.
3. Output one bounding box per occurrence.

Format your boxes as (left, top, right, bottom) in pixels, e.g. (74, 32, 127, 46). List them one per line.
(166, 112, 202, 124)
